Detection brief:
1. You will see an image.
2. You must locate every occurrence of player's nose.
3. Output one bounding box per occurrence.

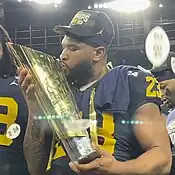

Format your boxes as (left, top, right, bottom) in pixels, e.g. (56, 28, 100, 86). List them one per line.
(60, 49, 69, 62)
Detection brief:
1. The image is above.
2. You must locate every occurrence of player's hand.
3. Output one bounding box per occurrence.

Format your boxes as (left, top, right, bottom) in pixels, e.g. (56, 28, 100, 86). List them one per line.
(18, 67, 34, 98)
(17, 67, 42, 117)
(69, 144, 119, 175)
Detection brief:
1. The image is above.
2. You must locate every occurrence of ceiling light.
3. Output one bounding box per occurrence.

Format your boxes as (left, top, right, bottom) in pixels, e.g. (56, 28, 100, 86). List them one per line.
(108, 0, 151, 13)
(88, 5, 92, 9)
(94, 4, 99, 9)
(19, 0, 62, 4)
(99, 4, 103, 8)
(159, 4, 163, 8)
(103, 3, 108, 8)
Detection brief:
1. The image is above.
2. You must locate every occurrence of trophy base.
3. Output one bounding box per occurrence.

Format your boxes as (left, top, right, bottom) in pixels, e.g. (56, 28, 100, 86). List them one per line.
(78, 150, 101, 164)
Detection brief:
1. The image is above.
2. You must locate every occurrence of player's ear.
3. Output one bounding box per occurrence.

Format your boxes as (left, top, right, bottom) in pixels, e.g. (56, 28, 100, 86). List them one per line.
(92, 46, 106, 62)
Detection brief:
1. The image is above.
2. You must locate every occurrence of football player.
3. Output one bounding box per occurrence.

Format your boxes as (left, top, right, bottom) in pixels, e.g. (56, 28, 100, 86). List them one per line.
(0, 25, 29, 175)
(151, 52, 175, 114)
(19, 10, 172, 175)
(151, 52, 175, 174)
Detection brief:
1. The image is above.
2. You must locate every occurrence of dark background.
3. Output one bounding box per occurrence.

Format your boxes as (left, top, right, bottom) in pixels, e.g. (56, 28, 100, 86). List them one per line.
(2, 0, 175, 68)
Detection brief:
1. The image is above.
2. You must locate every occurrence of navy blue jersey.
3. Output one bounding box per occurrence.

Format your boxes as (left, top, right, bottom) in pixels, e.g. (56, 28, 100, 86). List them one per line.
(48, 65, 162, 175)
(0, 76, 29, 175)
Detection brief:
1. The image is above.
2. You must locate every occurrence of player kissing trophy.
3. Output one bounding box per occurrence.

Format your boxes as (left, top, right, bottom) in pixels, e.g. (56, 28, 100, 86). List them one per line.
(6, 42, 100, 164)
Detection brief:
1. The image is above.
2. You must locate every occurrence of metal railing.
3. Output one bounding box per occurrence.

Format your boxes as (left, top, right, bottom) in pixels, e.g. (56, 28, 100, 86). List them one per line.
(7, 19, 175, 50)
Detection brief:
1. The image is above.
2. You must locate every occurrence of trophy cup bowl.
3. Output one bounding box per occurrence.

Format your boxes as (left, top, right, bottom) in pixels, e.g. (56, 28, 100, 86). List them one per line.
(6, 42, 100, 164)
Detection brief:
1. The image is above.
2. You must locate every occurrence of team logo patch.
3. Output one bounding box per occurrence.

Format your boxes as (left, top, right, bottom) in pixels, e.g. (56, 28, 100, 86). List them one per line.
(71, 11, 91, 25)
(6, 123, 21, 139)
(145, 26, 170, 68)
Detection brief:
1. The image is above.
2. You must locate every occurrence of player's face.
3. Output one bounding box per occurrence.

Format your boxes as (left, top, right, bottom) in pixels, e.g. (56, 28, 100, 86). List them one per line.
(160, 79, 175, 108)
(60, 36, 95, 87)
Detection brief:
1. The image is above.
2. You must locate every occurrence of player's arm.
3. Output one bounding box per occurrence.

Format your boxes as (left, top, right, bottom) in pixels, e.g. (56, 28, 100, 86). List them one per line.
(111, 70, 172, 174)
(69, 68, 172, 175)
(71, 102, 172, 175)
(23, 114, 52, 175)
(19, 68, 52, 175)
(109, 103, 172, 175)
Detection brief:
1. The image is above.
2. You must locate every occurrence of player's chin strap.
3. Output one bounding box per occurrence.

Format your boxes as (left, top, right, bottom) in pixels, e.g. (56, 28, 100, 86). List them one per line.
(89, 64, 111, 146)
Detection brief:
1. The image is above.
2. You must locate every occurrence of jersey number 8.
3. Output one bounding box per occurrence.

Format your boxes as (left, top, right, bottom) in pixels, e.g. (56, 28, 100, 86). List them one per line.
(0, 97, 18, 146)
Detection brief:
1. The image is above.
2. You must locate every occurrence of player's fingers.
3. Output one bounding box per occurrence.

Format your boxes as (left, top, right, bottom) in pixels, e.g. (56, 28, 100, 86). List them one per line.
(21, 73, 33, 94)
(69, 159, 99, 172)
(18, 68, 29, 85)
(91, 142, 109, 157)
(16, 67, 23, 76)
(69, 162, 80, 174)
(91, 142, 97, 149)
(25, 84, 36, 100)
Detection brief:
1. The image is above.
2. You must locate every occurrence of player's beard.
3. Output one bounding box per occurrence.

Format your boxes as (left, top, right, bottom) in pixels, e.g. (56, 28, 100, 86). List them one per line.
(167, 98, 175, 109)
(162, 91, 175, 109)
(66, 60, 94, 88)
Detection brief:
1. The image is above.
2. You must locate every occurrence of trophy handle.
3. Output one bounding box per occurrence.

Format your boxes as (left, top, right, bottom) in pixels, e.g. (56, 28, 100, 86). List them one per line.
(78, 150, 101, 164)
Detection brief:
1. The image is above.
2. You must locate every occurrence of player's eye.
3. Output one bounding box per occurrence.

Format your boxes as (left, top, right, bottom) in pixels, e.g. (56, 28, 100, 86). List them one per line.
(69, 47, 78, 52)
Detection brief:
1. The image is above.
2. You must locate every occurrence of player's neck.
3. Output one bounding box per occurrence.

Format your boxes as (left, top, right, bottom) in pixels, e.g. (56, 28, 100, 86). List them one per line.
(79, 65, 108, 91)
(88, 65, 108, 84)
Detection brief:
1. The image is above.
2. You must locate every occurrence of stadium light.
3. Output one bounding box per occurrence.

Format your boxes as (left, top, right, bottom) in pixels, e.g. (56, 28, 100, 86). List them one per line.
(94, 4, 99, 9)
(159, 4, 163, 8)
(108, 0, 151, 13)
(17, 0, 62, 5)
(99, 4, 103, 8)
(89, 0, 151, 13)
(88, 5, 92, 9)
(103, 3, 108, 8)
(31, 0, 61, 4)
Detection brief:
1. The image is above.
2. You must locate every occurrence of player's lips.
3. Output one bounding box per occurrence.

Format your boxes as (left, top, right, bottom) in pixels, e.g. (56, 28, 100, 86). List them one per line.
(59, 61, 71, 74)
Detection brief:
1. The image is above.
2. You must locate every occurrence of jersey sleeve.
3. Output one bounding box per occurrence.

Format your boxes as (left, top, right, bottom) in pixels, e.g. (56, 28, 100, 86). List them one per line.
(128, 67, 162, 115)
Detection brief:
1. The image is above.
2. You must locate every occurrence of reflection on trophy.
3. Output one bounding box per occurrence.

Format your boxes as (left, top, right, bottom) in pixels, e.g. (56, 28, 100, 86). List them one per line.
(6, 42, 100, 163)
